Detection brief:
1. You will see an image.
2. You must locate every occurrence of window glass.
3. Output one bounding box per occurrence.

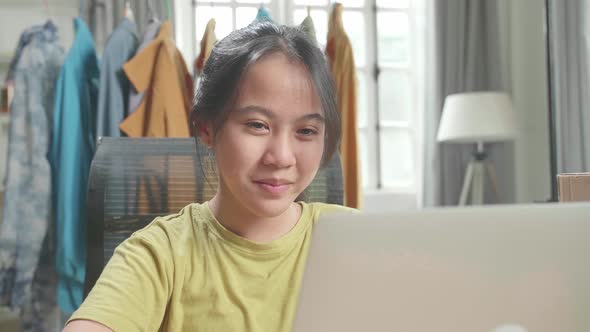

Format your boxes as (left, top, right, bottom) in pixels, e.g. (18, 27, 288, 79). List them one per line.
(378, 69, 412, 124)
(380, 128, 414, 188)
(342, 10, 366, 67)
(376, 0, 409, 9)
(377, 11, 410, 65)
(195, 6, 233, 42)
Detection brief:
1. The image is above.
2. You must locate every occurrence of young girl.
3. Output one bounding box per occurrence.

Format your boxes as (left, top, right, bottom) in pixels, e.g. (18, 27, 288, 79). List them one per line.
(63, 21, 354, 332)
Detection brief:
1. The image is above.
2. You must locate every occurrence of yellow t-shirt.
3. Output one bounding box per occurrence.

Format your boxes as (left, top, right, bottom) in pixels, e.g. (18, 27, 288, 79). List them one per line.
(68, 201, 354, 331)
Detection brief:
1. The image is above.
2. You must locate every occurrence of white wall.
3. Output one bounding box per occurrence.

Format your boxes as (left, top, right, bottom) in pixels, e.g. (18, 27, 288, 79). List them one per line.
(507, 0, 552, 203)
(0, 0, 79, 81)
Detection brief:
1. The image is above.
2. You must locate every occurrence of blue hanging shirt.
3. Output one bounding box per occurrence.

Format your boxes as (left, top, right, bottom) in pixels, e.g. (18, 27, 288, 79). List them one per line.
(255, 6, 273, 22)
(48, 17, 100, 314)
(128, 19, 161, 116)
(96, 17, 138, 138)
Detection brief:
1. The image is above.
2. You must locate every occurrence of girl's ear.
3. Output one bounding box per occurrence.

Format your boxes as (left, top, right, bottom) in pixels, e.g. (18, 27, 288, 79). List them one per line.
(197, 121, 215, 148)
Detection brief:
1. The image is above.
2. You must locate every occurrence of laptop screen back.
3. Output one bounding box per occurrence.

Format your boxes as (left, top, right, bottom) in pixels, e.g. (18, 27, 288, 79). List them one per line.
(293, 203, 590, 332)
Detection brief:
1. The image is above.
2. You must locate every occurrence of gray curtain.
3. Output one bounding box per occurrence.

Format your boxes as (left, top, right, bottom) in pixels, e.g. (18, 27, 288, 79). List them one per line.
(547, 0, 590, 174)
(423, 0, 515, 206)
(89, 0, 169, 53)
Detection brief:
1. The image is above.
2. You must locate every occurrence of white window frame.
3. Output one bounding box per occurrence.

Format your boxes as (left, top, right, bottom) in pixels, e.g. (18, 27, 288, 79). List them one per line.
(366, 0, 424, 210)
(287, 1, 423, 208)
(374, 2, 421, 194)
(191, 1, 280, 58)
(286, 1, 379, 190)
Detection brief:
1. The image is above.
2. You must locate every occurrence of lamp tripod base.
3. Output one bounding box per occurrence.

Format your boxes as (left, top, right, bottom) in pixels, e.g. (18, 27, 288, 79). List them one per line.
(458, 147, 500, 205)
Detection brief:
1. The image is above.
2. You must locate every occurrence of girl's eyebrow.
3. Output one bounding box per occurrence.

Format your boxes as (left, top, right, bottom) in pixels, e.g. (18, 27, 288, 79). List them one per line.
(237, 105, 325, 123)
(299, 113, 325, 123)
(237, 105, 275, 119)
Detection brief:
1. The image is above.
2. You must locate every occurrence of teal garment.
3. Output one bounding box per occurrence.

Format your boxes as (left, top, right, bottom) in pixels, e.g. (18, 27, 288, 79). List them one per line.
(255, 6, 273, 22)
(48, 17, 100, 314)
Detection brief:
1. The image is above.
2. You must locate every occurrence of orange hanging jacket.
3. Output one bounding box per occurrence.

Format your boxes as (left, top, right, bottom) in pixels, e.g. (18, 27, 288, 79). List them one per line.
(326, 3, 361, 208)
(120, 21, 193, 137)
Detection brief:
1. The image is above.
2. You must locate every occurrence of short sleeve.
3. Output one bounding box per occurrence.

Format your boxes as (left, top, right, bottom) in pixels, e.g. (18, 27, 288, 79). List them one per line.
(310, 203, 359, 225)
(67, 224, 173, 332)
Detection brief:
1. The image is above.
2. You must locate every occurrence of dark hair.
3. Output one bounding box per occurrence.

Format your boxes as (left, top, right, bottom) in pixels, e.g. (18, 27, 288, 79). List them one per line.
(191, 20, 340, 166)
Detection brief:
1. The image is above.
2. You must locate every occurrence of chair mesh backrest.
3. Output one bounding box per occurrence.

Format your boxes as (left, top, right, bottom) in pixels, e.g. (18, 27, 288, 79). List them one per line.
(85, 137, 343, 295)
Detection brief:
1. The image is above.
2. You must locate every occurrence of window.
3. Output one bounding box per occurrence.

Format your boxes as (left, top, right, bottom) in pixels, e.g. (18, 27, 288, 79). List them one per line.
(289, 0, 373, 190)
(193, 0, 277, 57)
(289, 0, 423, 194)
(188, 0, 424, 200)
(375, 1, 420, 191)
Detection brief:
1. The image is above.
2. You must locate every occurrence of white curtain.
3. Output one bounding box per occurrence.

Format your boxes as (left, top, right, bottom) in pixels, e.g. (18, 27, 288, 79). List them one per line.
(547, 0, 590, 175)
(422, 0, 515, 207)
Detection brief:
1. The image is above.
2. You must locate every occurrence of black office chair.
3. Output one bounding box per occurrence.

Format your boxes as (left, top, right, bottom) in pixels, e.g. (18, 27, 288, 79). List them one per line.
(84, 137, 343, 296)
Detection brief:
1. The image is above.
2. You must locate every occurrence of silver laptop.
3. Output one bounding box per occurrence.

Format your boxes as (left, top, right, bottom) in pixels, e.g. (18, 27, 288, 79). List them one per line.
(293, 203, 590, 332)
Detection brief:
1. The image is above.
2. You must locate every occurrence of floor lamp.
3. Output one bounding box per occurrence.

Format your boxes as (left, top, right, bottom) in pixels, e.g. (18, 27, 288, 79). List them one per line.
(437, 92, 517, 205)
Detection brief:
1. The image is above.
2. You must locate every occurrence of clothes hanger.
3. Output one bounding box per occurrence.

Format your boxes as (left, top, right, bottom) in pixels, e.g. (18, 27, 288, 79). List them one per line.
(146, 0, 159, 22)
(79, 0, 85, 17)
(42, 0, 55, 24)
(164, 0, 172, 20)
(43, 0, 49, 15)
(124, 1, 135, 21)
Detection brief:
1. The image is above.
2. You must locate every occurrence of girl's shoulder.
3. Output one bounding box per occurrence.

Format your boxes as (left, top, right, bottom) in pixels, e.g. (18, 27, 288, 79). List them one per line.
(130, 203, 205, 246)
(303, 202, 359, 224)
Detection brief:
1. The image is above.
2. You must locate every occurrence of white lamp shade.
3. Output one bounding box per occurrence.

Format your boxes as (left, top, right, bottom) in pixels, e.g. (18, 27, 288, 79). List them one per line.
(437, 92, 517, 143)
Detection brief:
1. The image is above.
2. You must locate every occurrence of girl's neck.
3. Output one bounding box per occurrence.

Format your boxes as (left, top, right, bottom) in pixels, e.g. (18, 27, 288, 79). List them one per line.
(208, 190, 302, 243)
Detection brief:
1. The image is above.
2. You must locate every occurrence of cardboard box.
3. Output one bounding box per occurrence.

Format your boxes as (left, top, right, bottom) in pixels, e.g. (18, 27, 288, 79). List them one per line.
(558, 173, 590, 202)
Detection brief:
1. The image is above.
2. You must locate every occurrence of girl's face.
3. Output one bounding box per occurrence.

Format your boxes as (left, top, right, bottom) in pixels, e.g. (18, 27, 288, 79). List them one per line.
(202, 52, 325, 218)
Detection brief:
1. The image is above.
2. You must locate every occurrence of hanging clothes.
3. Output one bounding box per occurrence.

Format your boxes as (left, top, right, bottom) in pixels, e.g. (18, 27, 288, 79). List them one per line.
(94, 16, 138, 223)
(326, 3, 361, 208)
(194, 18, 217, 79)
(255, 5, 273, 22)
(0, 20, 63, 332)
(111, 17, 161, 215)
(4, 22, 56, 84)
(49, 17, 100, 314)
(88, 0, 168, 53)
(128, 19, 161, 117)
(96, 17, 139, 138)
(300, 15, 317, 44)
(120, 21, 192, 137)
(124, 19, 161, 216)
(119, 21, 194, 215)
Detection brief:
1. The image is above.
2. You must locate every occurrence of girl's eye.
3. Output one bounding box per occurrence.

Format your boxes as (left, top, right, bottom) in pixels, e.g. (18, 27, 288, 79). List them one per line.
(298, 128, 319, 136)
(246, 121, 269, 131)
